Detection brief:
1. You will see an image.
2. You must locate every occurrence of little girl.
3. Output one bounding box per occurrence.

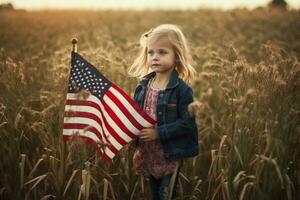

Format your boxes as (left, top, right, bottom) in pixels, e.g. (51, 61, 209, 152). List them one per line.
(128, 24, 199, 200)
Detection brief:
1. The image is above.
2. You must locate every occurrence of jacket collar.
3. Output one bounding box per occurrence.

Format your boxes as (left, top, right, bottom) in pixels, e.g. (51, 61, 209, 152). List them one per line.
(139, 69, 179, 89)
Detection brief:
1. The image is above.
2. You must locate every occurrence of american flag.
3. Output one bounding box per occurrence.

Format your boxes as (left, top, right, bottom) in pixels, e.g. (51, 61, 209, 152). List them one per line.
(63, 51, 156, 161)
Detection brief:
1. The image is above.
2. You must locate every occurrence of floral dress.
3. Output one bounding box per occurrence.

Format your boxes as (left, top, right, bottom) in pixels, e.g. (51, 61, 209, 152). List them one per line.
(133, 77, 176, 179)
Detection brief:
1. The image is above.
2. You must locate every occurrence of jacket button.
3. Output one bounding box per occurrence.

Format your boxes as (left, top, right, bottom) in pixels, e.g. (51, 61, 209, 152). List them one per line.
(158, 111, 162, 115)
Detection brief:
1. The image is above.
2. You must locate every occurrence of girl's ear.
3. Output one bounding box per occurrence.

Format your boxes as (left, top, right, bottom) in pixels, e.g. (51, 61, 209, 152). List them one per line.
(175, 56, 180, 64)
(174, 54, 179, 62)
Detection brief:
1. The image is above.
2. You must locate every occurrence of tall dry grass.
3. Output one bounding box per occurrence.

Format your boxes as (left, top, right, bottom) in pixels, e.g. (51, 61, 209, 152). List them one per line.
(0, 8, 299, 200)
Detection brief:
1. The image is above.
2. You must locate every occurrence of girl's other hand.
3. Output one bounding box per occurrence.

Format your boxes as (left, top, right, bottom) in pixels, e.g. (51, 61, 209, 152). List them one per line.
(139, 127, 159, 142)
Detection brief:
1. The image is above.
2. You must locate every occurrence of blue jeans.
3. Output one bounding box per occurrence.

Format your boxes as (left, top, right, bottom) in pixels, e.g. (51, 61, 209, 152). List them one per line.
(149, 167, 181, 200)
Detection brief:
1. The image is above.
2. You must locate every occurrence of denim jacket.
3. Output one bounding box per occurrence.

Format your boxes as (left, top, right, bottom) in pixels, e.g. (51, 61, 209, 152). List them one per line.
(133, 69, 199, 161)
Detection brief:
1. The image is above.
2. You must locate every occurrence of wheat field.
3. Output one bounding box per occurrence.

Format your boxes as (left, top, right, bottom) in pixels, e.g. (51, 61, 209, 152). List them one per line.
(0, 8, 299, 200)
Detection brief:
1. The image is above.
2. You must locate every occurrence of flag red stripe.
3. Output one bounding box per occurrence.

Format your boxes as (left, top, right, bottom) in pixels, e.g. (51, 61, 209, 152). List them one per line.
(66, 99, 98, 107)
(63, 122, 102, 141)
(63, 122, 118, 155)
(101, 98, 136, 139)
(65, 99, 127, 146)
(63, 135, 112, 161)
(64, 109, 112, 150)
(112, 84, 156, 124)
(106, 90, 144, 130)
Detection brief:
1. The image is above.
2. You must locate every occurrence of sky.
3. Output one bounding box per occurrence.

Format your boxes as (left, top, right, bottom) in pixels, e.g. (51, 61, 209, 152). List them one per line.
(1, 0, 299, 10)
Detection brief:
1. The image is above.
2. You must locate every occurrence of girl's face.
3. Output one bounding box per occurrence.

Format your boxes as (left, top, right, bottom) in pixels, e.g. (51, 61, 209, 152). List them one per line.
(147, 37, 176, 74)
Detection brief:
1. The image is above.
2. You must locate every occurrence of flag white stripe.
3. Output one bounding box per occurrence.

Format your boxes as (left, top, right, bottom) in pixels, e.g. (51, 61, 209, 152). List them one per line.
(63, 129, 101, 142)
(64, 105, 122, 150)
(63, 117, 104, 141)
(67, 93, 100, 102)
(103, 95, 140, 135)
(110, 87, 153, 127)
(104, 147, 115, 159)
(63, 129, 115, 159)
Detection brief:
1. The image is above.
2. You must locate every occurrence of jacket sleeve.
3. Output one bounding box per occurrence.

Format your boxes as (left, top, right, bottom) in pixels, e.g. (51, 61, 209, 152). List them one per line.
(133, 85, 140, 103)
(156, 86, 196, 142)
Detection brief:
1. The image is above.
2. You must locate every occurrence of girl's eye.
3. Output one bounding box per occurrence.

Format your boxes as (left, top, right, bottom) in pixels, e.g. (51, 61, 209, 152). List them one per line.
(147, 50, 167, 56)
(159, 50, 167, 54)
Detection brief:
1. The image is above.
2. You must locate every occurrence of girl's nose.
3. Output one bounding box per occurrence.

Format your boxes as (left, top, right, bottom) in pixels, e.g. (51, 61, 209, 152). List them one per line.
(152, 53, 159, 61)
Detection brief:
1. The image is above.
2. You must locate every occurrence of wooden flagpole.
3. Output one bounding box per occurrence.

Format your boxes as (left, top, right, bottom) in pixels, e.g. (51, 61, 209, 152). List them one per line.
(72, 38, 78, 53)
(59, 38, 78, 198)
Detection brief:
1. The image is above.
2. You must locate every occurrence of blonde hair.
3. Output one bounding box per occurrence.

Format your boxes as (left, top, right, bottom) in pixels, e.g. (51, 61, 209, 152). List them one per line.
(128, 24, 196, 83)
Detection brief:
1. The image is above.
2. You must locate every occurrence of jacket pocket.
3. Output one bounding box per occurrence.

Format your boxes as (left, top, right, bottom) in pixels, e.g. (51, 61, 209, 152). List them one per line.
(167, 103, 177, 108)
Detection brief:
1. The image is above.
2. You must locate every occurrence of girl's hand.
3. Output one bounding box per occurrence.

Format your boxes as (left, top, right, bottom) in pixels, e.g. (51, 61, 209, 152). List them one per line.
(139, 127, 159, 142)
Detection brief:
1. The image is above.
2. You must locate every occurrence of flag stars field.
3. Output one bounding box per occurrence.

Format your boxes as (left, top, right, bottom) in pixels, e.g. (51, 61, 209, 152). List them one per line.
(70, 60, 108, 97)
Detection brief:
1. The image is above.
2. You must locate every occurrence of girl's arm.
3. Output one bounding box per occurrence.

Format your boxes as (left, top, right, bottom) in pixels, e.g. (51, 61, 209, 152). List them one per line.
(156, 86, 197, 142)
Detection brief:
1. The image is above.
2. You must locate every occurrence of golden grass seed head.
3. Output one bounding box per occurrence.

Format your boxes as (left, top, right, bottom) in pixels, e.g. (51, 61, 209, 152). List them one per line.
(188, 101, 205, 116)
(75, 89, 91, 100)
(227, 46, 238, 62)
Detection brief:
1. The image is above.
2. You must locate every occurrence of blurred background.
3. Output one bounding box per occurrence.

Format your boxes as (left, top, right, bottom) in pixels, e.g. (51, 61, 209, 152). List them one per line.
(1, 0, 300, 10)
(0, 0, 299, 200)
